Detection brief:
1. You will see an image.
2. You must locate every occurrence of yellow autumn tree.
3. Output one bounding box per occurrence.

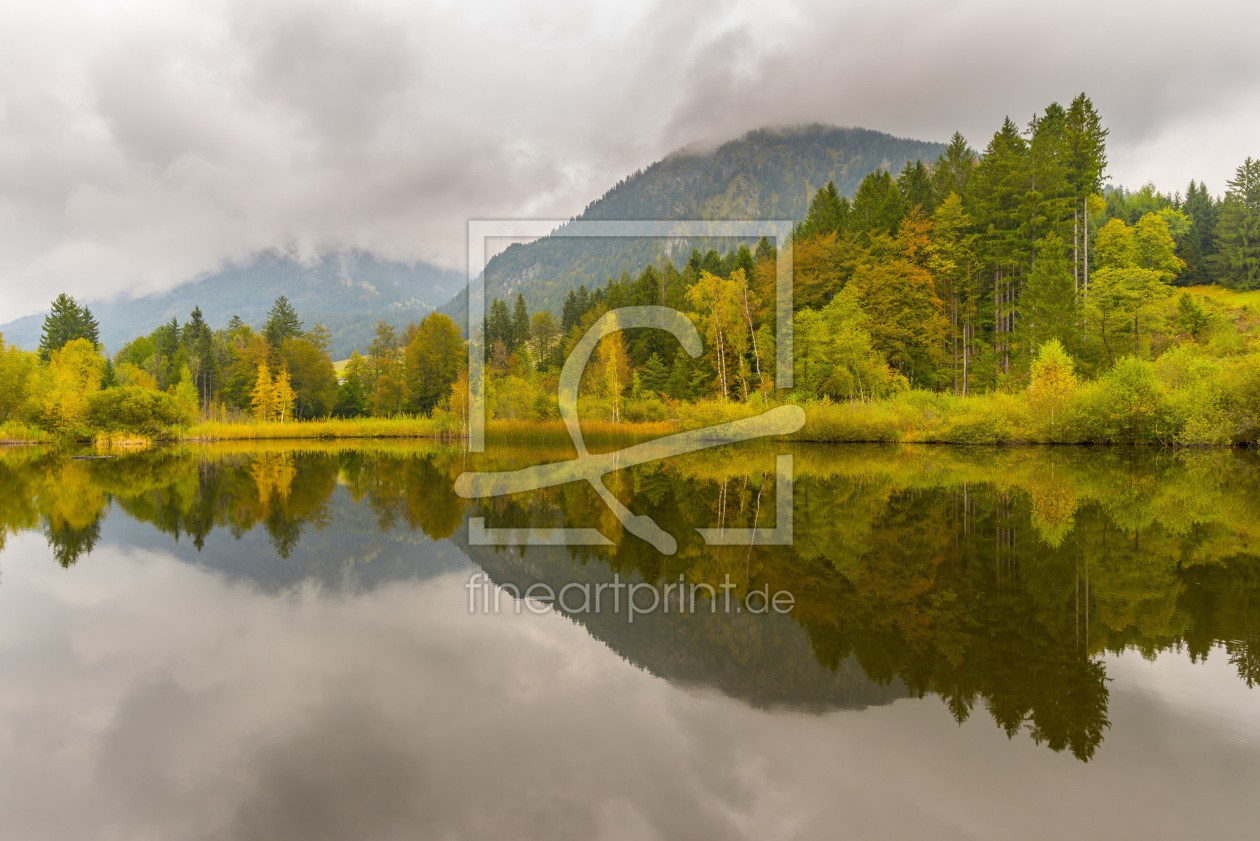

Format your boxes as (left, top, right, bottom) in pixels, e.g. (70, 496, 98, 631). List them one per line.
(24, 338, 103, 435)
(686, 270, 747, 401)
(273, 365, 296, 423)
(1028, 339, 1078, 438)
(251, 361, 275, 422)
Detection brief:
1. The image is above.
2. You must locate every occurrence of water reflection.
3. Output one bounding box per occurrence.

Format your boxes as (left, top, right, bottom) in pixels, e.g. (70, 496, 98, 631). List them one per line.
(1, 441, 1258, 763)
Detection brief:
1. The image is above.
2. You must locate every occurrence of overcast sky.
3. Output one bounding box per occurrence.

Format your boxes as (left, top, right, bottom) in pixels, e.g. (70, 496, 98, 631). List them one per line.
(1, 0, 1258, 323)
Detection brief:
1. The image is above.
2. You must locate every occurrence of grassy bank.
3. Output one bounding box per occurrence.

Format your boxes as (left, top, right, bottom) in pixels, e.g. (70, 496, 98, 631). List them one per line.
(181, 414, 681, 450)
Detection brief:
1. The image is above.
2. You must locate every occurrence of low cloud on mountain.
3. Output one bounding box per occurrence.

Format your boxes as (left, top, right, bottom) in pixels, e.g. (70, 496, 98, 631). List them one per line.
(1, 0, 1257, 321)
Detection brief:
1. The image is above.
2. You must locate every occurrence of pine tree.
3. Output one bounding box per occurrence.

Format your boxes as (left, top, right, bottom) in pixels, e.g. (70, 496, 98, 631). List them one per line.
(1178, 180, 1219, 285)
(561, 289, 580, 334)
(1026, 102, 1072, 258)
(897, 160, 935, 214)
(971, 117, 1031, 375)
(1217, 156, 1260, 290)
(80, 307, 100, 348)
(932, 132, 976, 203)
(1019, 235, 1077, 357)
(184, 306, 215, 410)
(511, 293, 530, 352)
(1065, 94, 1109, 297)
(38, 293, 92, 360)
(639, 353, 669, 396)
(485, 298, 512, 355)
(851, 171, 906, 238)
(797, 182, 848, 239)
(264, 296, 303, 349)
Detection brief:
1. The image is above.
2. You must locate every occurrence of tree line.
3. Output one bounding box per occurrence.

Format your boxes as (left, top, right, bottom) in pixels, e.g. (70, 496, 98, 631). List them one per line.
(0, 292, 467, 437)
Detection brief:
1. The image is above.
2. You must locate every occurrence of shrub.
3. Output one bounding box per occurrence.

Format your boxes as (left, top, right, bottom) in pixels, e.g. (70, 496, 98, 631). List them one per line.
(87, 386, 196, 436)
(1071, 357, 1176, 443)
(622, 398, 668, 423)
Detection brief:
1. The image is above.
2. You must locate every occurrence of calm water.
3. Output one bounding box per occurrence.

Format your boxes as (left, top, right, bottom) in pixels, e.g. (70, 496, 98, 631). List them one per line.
(1, 441, 1258, 839)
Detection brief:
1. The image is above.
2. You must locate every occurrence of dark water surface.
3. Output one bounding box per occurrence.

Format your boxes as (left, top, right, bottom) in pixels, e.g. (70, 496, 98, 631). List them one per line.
(1, 441, 1258, 839)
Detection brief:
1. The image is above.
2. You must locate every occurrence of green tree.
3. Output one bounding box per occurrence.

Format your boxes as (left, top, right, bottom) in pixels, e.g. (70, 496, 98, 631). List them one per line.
(38, 294, 98, 360)
(485, 297, 513, 356)
(334, 352, 371, 417)
(1216, 156, 1260, 290)
(897, 159, 935, 214)
(368, 321, 404, 415)
(851, 170, 906, 238)
(1178, 180, 1219, 285)
(797, 181, 849, 240)
(282, 336, 338, 418)
(264, 296, 304, 349)
(184, 306, 215, 410)
(405, 313, 464, 415)
(1020, 236, 1078, 355)
(1088, 267, 1171, 364)
(931, 132, 976, 203)
(511, 293, 530, 353)
(1065, 94, 1109, 296)
(638, 352, 668, 396)
(530, 311, 560, 369)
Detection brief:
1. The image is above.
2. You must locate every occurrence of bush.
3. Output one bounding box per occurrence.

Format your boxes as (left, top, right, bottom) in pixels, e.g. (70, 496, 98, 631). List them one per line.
(86, 386, 196, 436)
(1069, 357, 1176, 444)
(622, 398, 668, 423)
(1218, 352, 1260, 443)
(938, 393, 1027, 443)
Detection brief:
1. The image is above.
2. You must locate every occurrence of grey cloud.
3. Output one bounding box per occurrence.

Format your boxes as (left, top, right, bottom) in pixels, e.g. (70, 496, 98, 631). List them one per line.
(1, 0, 1258, 322)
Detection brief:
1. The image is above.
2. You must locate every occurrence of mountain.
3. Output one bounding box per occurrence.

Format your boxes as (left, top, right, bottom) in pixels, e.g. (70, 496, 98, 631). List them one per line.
(1, 250, 463, 359)
(440, 124, 947, 326)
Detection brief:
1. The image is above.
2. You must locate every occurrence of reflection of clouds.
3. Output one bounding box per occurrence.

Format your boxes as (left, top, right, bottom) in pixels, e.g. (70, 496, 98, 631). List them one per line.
(1, 531, 1259, 840)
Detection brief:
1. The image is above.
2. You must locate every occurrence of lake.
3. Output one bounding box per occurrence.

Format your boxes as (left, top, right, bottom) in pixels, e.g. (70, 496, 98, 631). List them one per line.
(1, 441, 1258, 839)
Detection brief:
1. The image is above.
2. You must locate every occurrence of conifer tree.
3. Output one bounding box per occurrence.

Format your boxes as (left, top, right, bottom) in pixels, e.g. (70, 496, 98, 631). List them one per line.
(1065, 94, 1109, 296)
(1217, 156, 1260, 290)
(932, 132, 976, 203)
(1019, 235, 1077, 356)
(511, 293, 530, 352)
(797, 182, 848, 239)
(264, 296, 303, 349)
(897, 160, 935, 214)
(38, 294, 95, 360)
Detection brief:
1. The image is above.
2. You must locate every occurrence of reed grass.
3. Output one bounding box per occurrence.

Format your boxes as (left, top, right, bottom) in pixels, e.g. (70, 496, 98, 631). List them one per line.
(0, 421, 46, 444)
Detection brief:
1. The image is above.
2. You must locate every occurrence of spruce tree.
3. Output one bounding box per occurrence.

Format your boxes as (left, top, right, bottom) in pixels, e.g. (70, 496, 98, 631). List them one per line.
(1065, 94, 1109, 296)
(897, 160, 935, 214)
(798, 182, 847, 239)
(932, 132, 976, 203)
(511, 294, 530, 352)
(1019, 236, 1077, 356)
(561, 289, 580, 334)
(38, 293, 90, 360)
(639, 353, 669, 396)
(1179, 180, 1219, 285)
(1217, 157, 1260, 290)
(264, 296, 304, 349)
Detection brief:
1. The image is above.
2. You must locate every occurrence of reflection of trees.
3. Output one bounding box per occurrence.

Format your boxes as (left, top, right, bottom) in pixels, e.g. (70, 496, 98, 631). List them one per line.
(44, 515, 102, 568)
(2, 442, 1258, 760)
(467, 444, 1260, 761)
